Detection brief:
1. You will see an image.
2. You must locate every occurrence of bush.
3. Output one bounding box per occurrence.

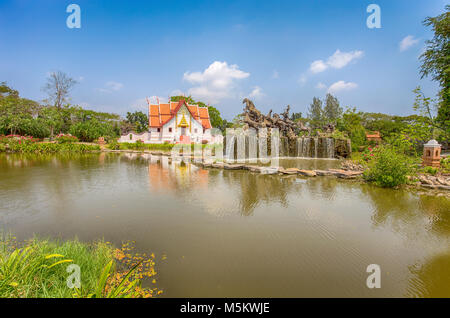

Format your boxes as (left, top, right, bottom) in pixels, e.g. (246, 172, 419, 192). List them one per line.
(69, 119, 116, 142)
(6, 142, 100, 153)
(107, 140, 120, 150)
(423, 166, 438, 175)
(363, 145, 414, 188)
(55, 134, 78, 144)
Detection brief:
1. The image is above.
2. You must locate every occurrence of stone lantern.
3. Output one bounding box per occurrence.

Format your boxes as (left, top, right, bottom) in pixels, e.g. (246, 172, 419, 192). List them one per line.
(422, 139, 441, 168)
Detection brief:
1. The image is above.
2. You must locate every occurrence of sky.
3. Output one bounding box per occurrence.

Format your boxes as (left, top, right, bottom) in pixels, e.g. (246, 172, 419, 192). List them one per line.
(0, 0, 447, 120)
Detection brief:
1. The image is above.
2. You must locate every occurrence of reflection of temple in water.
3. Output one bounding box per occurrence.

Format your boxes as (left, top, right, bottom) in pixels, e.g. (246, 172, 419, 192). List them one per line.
(147, 155, 209, 193)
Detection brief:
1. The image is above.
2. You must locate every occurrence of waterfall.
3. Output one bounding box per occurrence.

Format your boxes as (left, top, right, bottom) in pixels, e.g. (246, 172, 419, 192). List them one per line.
(326, 138, 334, 158)
(297, 138, 303, 157)
(303, 137, 310, 157)
(314, 137, 318, 158)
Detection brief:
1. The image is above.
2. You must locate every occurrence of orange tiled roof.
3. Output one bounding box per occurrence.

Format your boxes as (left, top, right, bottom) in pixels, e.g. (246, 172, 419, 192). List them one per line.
(148, 99, 211, 129)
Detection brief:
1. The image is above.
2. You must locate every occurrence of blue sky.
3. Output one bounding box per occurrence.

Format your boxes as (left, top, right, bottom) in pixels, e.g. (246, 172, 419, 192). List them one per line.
(0, 0, 447, 120)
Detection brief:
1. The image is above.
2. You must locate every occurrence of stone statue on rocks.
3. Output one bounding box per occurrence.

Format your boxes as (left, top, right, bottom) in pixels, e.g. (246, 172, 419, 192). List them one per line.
(241, 98, 310, 137)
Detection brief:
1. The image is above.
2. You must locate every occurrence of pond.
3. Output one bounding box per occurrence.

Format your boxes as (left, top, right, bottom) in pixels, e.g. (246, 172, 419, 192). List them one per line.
(0, 153, 449, 297)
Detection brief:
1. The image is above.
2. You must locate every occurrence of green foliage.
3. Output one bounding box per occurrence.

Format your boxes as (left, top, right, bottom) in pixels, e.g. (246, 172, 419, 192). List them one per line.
(307, 97, 324, 128)
(69, 119, 115, 142)
(323, 93, 343, 123)
(117, 142, 174, 151)
(424, 166, 438, 175)
(441, 157, 450, 171)
(107, 140, 120, 150)
(2, 142, 100, 153)
(126, 111, 148, 133)
(0, 236, 158, 298)
(363, 145, 414, 188)
(55, 134, 78, 144)
(0, 83, 121, 141)
(337, 108, 367, 151)
(419, 5, 450, 130)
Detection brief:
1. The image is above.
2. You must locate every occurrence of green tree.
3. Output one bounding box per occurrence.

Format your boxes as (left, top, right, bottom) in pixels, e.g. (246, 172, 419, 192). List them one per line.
(40, 106, 63, 138)
(419, 5, 449, 132)
(307, 97, 324, 128)
(69, 119, 115, 142)
(323, 93, 343, 123)
(337, 108, 367, 151)
(126, 111, 148, 133)
(291, 112, 303, 121)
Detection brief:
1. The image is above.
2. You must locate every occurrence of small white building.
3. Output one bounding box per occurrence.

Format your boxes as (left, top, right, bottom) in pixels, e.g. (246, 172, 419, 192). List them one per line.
(119, 99, 223, 144)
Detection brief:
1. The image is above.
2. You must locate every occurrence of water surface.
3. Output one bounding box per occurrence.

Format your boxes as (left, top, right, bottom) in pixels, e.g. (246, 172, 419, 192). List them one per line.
(0, 153, 449, 297)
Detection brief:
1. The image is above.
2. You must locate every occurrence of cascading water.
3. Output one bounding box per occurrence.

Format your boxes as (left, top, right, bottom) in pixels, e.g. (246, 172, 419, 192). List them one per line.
(326, 138, 334, 159)
(297, 138, 303, 157)
(314, 137, 318, 158)
(303, 137, 310, 158)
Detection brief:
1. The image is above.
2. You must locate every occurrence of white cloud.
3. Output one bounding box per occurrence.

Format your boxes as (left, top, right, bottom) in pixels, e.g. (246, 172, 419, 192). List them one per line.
(309, 49, 364, 73)
(310, 60, 328, 73)
(97, 81, 124, 93)
(248, 86, 264, 99)
(316, 82, 327, 90)
(327, 81, 358, 93)
(183, 61, 249, 103)
(399, 35, 419, 52)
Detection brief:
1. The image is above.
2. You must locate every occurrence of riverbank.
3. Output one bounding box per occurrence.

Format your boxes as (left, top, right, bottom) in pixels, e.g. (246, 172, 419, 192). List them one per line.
(2, 142, 449, 194)
(0, 235, 161, 298)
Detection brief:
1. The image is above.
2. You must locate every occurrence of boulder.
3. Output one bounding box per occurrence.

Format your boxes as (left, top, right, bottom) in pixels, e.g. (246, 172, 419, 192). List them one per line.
(315, 170, 334, 176)
(298, 169, 317, 177)
(224, 164, 245, 170)
(246, 165, 263, 172)
(280, 167, 300, 175)
(259, 167, 279, 175)
(328, 169, 362, 179)
(212, 163, 225, 169)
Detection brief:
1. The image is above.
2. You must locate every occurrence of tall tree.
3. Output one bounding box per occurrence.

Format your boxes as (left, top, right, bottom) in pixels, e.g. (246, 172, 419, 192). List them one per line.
(126, 111, 148, 133)
(307, 97, 324, 127)
(323, 93, 343, 123)
(419, 5, 449, 132)
(43, 71, 77, 109)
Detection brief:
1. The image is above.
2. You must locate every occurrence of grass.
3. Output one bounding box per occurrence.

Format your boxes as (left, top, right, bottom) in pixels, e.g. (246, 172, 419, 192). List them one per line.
(109, 141, 217, 152)
(0, 235, 161, 298)
(0, 142, 100, 153)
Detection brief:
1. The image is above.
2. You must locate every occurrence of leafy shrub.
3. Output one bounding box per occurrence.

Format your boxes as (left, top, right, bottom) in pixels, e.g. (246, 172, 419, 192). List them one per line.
(55, 134, 78, 144)
(423, 166, 438, 175)
(441, 157, 450, 171)
(6, 142, 100, 153)
(363, 145, 414, 188)
(69, 119, 116, 142)
(107, 140, 120, 150)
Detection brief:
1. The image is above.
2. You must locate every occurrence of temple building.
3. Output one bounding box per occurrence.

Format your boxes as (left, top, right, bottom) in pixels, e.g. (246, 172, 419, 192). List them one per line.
(119, 98, 222, 144)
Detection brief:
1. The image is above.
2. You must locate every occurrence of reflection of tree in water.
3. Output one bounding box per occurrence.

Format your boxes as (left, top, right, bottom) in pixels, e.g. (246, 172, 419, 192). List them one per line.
(418, 195, 450, 237)
(221, 170, 296, 216)
(303, 177, 340, 201)
(406, 253, 450, 297)
(360, 184, 450, 239)
(0, 153, 120, 216)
